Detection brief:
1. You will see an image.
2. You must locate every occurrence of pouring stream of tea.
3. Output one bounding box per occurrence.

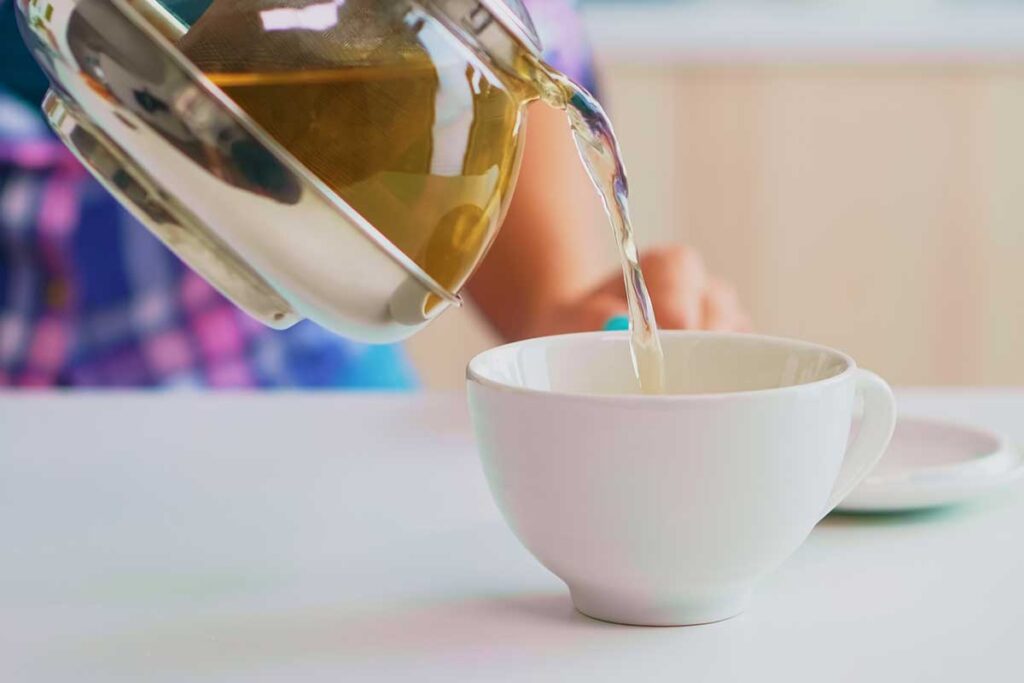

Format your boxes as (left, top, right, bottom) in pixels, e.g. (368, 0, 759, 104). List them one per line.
(531, 59, 666, 394)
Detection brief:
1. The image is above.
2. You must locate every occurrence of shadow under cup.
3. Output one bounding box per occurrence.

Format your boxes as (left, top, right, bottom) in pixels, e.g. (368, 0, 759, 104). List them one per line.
(467, 331, 895, 627)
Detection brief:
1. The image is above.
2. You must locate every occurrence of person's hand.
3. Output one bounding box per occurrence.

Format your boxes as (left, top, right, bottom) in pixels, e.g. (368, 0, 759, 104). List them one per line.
(525, 245, 751, 338)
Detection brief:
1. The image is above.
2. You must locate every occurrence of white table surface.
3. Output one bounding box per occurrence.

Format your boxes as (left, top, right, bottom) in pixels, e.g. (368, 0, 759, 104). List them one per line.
(2, 389, 1023, 682)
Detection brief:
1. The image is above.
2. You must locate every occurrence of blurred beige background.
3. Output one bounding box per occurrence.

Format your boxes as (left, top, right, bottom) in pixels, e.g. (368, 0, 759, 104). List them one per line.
(409, 8, 1024, 389)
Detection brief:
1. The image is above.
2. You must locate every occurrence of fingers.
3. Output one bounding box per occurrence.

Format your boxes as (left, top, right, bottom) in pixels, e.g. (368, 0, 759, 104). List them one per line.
(568, 293, 631, 334)
(527, 292, 627, 338)
(637, 246, 751, 332)
(703, 278, 748, 332)
(638, 245, 707, 329)
(532, 244, 753, 336)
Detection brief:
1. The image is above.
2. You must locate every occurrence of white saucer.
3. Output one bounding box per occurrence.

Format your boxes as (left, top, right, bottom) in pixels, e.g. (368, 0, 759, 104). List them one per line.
(837, 416, 1024, 513)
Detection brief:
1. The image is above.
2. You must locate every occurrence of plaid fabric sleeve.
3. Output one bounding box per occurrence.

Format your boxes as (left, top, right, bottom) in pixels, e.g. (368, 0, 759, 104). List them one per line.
(0, 91, 416, 389)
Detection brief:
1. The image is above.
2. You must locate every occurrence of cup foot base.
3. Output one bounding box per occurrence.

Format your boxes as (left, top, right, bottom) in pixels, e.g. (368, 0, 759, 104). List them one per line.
(569, 585, 752, 627)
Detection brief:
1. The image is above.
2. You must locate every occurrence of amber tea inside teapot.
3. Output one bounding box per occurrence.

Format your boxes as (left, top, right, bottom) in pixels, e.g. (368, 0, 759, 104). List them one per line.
(179, 0, 541, 309)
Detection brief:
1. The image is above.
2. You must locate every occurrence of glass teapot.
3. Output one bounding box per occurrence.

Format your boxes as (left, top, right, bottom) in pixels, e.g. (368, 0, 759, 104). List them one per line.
(14, 0, 545, 342)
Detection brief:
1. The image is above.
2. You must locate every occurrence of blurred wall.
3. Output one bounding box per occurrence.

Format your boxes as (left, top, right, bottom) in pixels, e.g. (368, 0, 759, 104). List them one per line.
(408, 63, 1024, 389)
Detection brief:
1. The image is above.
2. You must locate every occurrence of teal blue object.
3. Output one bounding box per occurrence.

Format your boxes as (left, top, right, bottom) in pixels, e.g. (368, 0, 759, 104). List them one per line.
(603, 315, 630, 332)
(1, 1, 51, 107)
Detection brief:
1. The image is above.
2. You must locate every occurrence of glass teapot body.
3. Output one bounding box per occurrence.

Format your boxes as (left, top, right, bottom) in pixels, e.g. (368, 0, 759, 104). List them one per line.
(14, 0, 541, 342)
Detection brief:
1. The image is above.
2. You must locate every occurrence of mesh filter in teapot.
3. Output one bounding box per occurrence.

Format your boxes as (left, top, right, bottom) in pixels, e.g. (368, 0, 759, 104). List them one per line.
(178, 0, 537, 299)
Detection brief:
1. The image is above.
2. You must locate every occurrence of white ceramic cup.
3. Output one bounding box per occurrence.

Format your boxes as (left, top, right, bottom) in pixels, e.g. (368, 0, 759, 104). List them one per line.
(467, 331, 897, 626)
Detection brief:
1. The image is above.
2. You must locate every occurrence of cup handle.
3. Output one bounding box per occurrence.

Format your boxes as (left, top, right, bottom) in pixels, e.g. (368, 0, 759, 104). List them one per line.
(821, 369, 898, 518)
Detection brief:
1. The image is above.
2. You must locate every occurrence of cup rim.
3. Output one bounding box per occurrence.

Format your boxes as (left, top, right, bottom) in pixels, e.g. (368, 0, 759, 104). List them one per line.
(466, 330, 858, 402)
